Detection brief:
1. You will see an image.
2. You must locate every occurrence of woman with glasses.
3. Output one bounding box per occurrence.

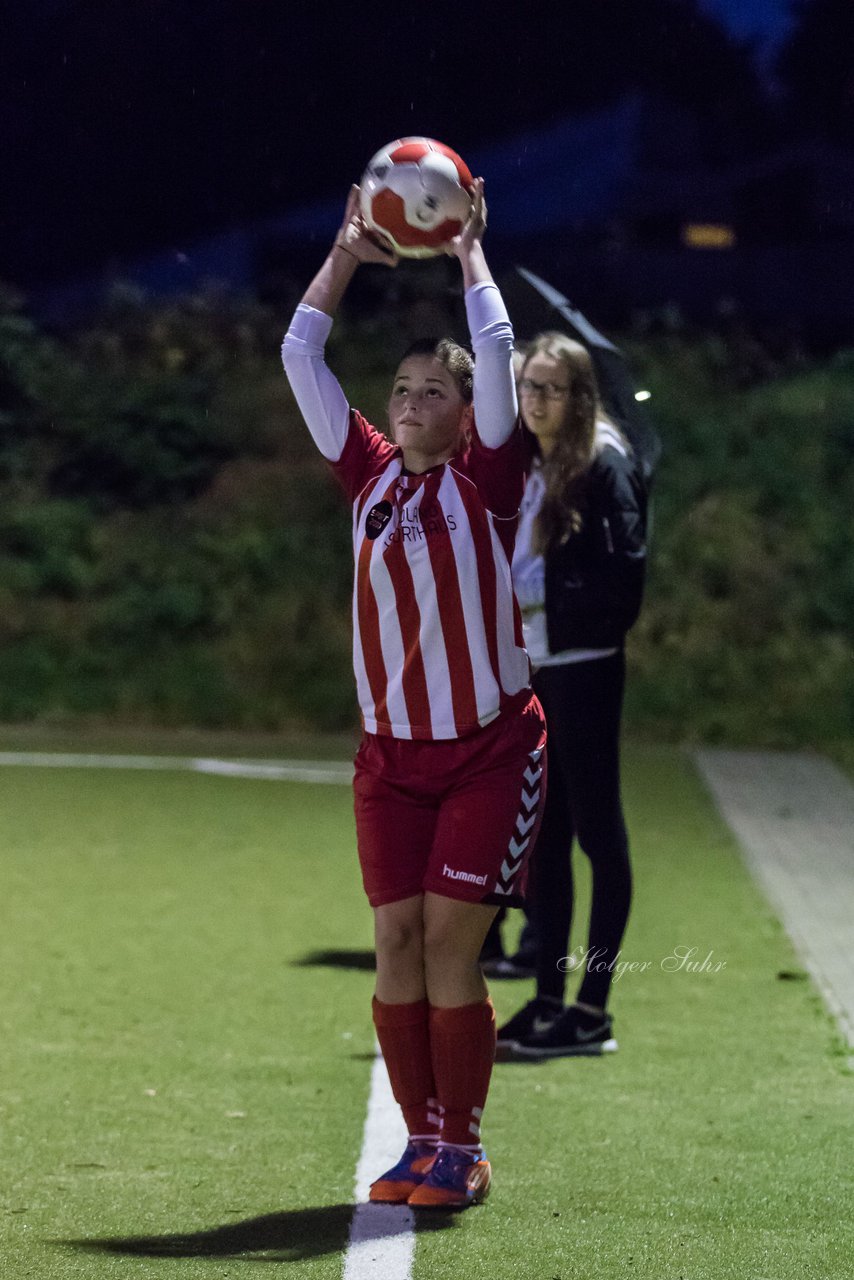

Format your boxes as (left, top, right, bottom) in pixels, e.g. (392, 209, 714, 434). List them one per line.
(495, 330, 647, 1058)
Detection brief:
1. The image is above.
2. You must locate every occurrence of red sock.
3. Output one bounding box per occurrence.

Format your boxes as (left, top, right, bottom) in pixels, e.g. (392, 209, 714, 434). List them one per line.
(372, 997, 440, 1143)
(429, 999, 496, 1150)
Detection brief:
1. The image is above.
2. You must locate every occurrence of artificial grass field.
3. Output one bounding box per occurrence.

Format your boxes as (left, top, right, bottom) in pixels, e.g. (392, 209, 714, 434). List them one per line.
(1, 739, 851, 1279)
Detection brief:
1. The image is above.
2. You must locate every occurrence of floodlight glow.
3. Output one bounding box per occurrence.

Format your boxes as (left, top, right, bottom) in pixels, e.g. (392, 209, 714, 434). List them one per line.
(634, 390, 652, 402)
(682, 223, 736, 249)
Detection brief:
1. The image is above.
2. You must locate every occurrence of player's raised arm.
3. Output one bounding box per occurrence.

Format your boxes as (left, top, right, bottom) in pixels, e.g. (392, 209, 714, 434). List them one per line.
(449, 180, 518, 449)
(448, 177, 491, 290)
(300, 185, 399, 317)
(281, 187, 398, 461)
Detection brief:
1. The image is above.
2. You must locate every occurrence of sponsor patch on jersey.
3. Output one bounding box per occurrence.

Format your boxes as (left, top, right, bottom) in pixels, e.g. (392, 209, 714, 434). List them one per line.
(365, 500, 393, 540)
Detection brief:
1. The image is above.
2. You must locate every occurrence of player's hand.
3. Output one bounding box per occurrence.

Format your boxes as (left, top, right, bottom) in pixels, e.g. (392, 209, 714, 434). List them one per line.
(447, 178, 486, 259)
(334, 185, 399, 267)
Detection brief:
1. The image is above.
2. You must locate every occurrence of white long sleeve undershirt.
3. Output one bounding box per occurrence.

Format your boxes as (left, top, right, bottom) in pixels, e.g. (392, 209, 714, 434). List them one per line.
(281, 280, 518, 462)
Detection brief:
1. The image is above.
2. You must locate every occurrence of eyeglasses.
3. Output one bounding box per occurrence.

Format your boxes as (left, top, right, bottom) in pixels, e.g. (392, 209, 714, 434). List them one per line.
(518, 377, 570, 401)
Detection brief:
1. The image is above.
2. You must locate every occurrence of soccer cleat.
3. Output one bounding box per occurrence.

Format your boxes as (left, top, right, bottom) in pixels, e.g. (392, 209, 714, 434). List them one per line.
(407, 1146, 492, 1209)
(511, 1007, 618, 1058)
(369, 1141, 437, 1204)
(496, 996, 563, 1049)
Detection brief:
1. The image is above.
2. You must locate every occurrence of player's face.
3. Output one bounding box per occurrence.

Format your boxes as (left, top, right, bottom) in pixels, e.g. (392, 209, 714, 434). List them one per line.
(388, 356, 469, 467)
(518, 353, 570, 455)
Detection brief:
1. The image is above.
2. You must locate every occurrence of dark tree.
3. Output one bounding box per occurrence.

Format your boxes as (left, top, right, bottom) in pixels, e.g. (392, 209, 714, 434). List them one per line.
(776, 0, 854, 144)
(2, 0, 772, 287)
(624, 0, 774, 160)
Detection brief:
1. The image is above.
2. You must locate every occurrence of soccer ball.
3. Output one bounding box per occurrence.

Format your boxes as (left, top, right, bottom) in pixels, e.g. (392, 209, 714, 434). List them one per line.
(359, 137, 473, 258)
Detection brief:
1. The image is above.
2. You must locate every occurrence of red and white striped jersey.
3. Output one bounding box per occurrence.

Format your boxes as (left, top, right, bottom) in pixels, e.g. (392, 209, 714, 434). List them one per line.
(334, 410, 531, 740)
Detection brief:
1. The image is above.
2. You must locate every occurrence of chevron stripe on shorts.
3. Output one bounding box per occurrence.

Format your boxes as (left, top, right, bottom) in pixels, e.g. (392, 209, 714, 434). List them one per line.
(491, 742, 545, 898)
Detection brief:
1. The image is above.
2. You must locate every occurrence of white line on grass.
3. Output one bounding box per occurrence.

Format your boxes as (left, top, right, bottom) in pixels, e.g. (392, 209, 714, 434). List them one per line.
(343, 1046, 414, 1280)
(0, 747, 410, 1271)
(0, 751, 353, 785)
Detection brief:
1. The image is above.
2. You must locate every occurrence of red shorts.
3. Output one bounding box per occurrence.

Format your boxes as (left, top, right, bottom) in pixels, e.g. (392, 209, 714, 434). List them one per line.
(353, 694, 547, 908)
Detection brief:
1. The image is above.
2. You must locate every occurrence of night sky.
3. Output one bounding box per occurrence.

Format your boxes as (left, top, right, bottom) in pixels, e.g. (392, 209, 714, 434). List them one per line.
(699, 0, 793, 45)
(0, 0, 822, 292)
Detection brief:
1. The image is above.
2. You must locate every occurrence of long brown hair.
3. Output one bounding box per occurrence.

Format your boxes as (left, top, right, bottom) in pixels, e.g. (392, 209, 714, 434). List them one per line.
(523, 332, 619, 553)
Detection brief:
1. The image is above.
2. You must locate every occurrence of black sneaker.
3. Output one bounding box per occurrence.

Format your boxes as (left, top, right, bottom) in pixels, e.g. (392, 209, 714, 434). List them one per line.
(483, 949, 538, 980)
(512, 1007, 618, 1058)
(496, 997, 563, 1049)
(480, 951, 507, 976)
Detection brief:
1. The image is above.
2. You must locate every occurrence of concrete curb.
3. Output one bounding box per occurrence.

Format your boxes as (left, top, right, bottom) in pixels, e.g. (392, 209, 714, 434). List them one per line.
(695, 748, 854, 1052)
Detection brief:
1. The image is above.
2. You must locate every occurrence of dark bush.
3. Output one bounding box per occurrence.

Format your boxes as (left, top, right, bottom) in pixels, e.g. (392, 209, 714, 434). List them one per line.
(0, 282, 850, 749)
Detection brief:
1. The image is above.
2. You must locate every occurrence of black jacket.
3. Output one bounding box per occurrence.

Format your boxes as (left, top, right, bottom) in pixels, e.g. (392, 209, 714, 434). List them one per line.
(543, 444, 647, 653)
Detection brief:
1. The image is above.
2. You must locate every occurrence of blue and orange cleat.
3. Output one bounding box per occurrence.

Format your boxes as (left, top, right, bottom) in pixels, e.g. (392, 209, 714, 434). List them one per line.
(407, 1146, 491, 1209)
(369, 1141, 437, 1204)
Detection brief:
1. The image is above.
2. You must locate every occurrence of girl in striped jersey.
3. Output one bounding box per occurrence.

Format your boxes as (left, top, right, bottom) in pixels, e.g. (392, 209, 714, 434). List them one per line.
(282, 181, 546, 1209)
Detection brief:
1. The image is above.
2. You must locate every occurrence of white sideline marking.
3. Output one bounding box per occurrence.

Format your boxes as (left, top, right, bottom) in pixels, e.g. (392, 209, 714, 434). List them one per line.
(0, 751, 353, 785)
(343, 1047, 413, 1280)
(0, 747, 412, 1270)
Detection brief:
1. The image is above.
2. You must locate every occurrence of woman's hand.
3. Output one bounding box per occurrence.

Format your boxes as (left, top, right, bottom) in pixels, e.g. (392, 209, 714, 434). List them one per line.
(334, 185, 399, 267)
(447, 178, 486, 260)
(447, 178, 492, 288)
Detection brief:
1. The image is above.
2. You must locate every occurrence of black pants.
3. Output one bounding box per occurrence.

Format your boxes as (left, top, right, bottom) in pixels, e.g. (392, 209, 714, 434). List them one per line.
(530, 651, 632, 1010)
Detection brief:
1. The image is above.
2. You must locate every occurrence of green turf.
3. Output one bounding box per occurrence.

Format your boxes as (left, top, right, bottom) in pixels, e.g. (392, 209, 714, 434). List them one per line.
(443, 747, 854, 1280)
(0, 721, 361, 760)
(1, 765, 375, 1277)
(1, 741, 851, 1278)
(827, 738, 854, 783)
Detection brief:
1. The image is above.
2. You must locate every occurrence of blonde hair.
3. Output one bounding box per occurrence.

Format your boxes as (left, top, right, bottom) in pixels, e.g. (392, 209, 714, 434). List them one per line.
(522, 331, 624, 553)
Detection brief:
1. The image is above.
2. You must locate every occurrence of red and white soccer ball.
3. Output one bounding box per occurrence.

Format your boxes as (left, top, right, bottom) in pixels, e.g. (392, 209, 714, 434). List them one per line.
(359, 137, 474, 258)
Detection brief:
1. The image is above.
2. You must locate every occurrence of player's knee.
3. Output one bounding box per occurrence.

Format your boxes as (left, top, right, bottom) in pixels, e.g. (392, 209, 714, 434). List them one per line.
(374, 913, 424, 963)
(422, 916, 475, 973)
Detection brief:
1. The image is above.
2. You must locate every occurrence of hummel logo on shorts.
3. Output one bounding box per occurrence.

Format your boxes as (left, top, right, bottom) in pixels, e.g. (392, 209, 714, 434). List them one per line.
(443, 864, 488, 886)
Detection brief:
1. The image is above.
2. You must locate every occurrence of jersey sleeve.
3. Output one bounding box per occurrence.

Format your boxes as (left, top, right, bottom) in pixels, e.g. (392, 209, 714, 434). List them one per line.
(460, 418, 527, 521)
(330, 409, 399, 504)
(282, 303, 397, 500)
(281, 304, 351, 461)
(465, 281, 518, 450)
(456, 279, 525, 520)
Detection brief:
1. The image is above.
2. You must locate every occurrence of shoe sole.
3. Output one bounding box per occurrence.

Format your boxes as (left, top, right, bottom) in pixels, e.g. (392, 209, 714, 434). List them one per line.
(369, 1181, 420, 1203)
(495, 1039, 548, 1062)
(511, 1036, 619, 1059)
(369, 1152, 436, 1203)
(408, 1172, 491, 1210)
(409, 1194, 489, 1209)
